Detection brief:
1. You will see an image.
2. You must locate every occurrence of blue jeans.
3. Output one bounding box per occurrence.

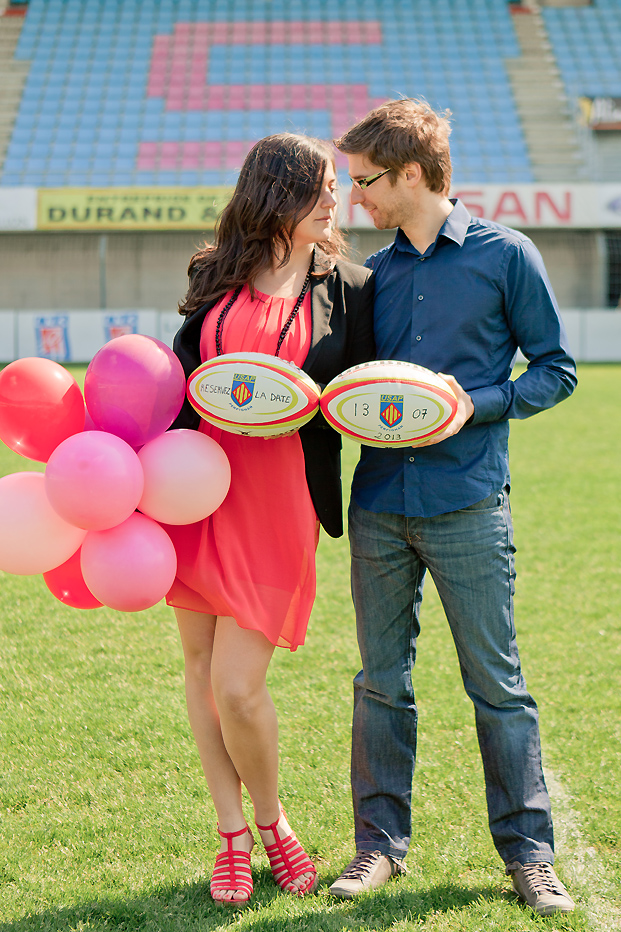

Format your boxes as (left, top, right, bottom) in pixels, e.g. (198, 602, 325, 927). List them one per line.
(348, 491, 554, 867)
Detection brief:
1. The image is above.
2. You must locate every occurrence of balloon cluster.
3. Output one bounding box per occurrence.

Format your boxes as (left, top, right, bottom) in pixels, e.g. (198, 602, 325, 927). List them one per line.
(0, 335, 231, 613)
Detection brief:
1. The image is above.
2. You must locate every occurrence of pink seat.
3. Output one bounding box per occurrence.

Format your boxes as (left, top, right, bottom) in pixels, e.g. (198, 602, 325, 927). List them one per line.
(289, 85, 307, 108)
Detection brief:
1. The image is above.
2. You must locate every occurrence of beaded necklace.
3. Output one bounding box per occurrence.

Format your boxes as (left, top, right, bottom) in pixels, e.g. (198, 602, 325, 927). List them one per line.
(215, 254, 314, 357)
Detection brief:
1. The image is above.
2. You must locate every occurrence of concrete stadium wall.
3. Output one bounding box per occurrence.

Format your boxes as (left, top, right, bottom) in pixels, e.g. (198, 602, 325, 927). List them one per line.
(0, 228, 616, 325)
(0, 231, 202, 314)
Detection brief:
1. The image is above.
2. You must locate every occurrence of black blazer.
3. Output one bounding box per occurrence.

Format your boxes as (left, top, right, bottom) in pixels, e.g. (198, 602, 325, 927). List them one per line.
(171, 259, 375, 538)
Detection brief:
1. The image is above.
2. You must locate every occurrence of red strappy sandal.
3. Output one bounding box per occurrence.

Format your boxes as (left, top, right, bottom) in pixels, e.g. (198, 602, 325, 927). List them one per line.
(210, 825, 254, 906)
(256, 810, 318, 896)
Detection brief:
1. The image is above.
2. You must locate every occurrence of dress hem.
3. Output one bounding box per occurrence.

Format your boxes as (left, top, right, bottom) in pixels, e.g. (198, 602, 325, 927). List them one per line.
(165, 593, 304, 652)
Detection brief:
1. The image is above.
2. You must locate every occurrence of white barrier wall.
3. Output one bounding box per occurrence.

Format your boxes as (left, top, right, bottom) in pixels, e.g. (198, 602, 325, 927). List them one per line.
(561, 311, 621, 363)
(0, 310, 159, 362)
(0, 310, 619, 364)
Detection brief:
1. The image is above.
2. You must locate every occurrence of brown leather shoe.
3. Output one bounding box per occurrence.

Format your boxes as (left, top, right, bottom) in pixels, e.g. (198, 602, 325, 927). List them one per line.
(507, 861, 575, 916)
(329, 850, 407, 899)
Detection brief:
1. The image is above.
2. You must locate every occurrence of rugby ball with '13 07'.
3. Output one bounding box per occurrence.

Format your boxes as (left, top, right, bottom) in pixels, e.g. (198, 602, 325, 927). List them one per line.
(320, 360, 458, 448)
(187, 352, 320, 437)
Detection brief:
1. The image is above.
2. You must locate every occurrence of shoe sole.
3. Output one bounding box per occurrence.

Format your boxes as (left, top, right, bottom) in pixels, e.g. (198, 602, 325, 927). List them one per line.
(535, 904, 576, 917)
(513, 890, 575, 917)
(212, 896, 251, 908)
(328, 885, 356, 899)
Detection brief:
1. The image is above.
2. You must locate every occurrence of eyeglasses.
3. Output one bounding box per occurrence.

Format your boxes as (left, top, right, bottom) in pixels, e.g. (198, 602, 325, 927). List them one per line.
(349, 168, 391, 190)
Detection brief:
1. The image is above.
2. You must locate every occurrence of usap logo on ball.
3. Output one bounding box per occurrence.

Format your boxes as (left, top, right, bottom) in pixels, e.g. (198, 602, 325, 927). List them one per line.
(379, 394, 404, 429)
(231, 373, 256, 408)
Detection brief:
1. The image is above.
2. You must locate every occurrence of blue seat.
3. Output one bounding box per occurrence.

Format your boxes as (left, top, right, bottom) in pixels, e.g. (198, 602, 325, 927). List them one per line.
(119, 129, 140, 144)
(51, 143, 72, 158)
(2, 158, 25, 173)
(110, 173, 133, 185)
(0, 173, 24, 185)
(97, 130, 117, 144)
(95, 143, 115, 157)
(10, 131, 32, 145)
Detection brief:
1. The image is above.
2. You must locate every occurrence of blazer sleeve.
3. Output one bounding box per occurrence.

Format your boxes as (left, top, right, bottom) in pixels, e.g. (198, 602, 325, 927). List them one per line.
(299, 262, 375, 538)
(342, 264, 376, 370)
(169, 303, 213, 431)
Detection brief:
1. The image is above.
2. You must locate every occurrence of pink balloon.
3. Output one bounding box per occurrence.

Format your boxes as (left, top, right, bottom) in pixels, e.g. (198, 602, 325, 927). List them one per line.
(80, 512, 177, 612)
(137, 429, 231, 525)
(0, 357, 85, 462)
(0, 472, 87, 575)
(43, 548, 103, 609)
(45, 431, 144, 530)
(84, 335, 186, 449)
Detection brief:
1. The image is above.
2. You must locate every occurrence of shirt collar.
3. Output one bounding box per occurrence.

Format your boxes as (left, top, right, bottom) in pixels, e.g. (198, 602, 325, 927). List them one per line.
(394, 198, 470, 255)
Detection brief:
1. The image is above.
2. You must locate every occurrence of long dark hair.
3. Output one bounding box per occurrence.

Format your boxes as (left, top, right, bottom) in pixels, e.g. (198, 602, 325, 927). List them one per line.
(179, 133, 348, 317)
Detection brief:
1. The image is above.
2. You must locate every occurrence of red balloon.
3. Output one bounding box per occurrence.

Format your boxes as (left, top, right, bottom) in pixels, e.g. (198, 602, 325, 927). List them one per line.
(0, 358, 85, 463)
(43, 548, 103, 610)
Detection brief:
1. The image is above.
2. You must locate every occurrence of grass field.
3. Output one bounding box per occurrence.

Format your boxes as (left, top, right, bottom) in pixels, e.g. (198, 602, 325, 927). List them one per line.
(0, 364, 619, 931)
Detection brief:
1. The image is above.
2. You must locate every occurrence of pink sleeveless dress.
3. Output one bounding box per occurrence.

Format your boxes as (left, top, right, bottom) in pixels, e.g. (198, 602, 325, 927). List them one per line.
(165, 285, 318, 651)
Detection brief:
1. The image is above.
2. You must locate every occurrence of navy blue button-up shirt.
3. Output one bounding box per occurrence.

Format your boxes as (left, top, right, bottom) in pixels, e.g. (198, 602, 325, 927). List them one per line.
(352, 199, 577, 517)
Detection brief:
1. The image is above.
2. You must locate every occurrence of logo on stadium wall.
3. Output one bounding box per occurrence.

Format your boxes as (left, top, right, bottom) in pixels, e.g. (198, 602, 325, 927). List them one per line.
(231, 373, 256, 407)
(104, 314, 139, 341)
(35, 315, 70, 362)
(380, 394, 404, 428)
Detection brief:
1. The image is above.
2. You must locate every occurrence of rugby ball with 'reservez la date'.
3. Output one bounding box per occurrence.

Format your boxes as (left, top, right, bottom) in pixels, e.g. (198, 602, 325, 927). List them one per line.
(186, 351, 321, 437)
(320, 360, 458, 448)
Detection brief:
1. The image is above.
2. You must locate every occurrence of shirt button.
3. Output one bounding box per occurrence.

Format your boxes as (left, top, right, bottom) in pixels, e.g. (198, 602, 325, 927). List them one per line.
(409, 456, 415, 462)
(416, 335, 422, 341)
(419, 257, 425, 262)
(417, 294, 424, 301)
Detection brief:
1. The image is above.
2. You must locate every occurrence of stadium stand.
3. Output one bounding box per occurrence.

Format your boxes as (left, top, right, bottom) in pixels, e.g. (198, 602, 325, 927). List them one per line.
(0, 0, 537, 188)
(0, 3, 29, 171)
(504, 2, 586, 181)
(539, 0, 621, 182)
(542, 0, 621, 100)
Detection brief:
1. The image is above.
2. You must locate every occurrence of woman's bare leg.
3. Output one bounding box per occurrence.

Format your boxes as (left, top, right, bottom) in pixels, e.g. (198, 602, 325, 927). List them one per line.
(211, 616, 315, 892)
(210, 616, 279, 822)
(175, 609, 313, 895)
(175, 608, 251, 903)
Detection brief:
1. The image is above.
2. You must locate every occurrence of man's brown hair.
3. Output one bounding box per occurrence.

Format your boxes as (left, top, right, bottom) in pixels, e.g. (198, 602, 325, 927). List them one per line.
(334, 98, 452, 195)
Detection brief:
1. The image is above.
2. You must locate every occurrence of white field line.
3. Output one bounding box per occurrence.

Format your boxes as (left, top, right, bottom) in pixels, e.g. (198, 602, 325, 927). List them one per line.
(545, 767, 621, 931)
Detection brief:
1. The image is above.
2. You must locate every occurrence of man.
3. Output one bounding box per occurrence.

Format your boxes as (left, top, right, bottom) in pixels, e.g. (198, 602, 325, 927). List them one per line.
(328, 99, 577, 918)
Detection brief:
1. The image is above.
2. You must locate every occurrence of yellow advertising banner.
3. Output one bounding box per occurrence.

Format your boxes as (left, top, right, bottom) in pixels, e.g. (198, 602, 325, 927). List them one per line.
(37, 187, 234, 231)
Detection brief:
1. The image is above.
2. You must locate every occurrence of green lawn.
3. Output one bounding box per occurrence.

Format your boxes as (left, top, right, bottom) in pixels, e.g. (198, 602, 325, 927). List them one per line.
(0, 364, 619, 931)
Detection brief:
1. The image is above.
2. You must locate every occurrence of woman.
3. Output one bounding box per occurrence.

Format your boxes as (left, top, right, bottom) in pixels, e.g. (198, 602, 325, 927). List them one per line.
(167, 133, 374, 906)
